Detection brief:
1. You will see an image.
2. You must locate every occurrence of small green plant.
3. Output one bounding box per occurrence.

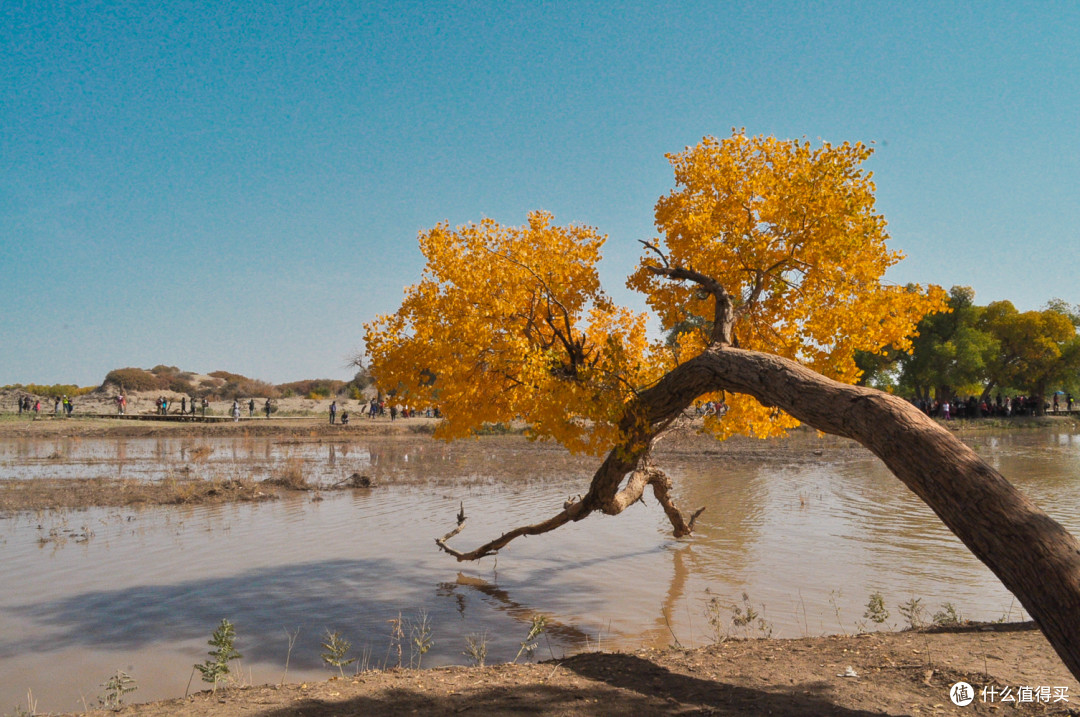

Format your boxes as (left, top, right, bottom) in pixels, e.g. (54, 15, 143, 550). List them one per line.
(828, 589, 847, 634)
(932, 602, 963, 627)
(514, 614, 548, 663)
(898, 597, 926, 629)
(98, 669, 137, 710)
(409, 609, 434, 668)
(321, 629, 357, 676)
(704, 595, 726, 643)
(463, 631, 488, 667)
(731, 592, 772, 637)
(195, 618, 243, 691)
(386, 612, 404, 669)
(281, 627, 300, 685)
(864, 591, 890, 625)
(704, 592, 772, 641)
(731, 592, 759, 628)
(7, 688, 37, 717)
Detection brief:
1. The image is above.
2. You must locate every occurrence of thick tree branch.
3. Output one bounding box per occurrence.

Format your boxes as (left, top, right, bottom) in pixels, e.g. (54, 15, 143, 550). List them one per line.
(644, 264, 734, 346)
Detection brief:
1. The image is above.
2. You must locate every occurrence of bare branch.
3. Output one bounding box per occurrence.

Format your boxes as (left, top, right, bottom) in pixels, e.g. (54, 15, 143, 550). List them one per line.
(435, 410, 702, 561)
(435, 499, 592, 561)
(638, 239, 670, 268)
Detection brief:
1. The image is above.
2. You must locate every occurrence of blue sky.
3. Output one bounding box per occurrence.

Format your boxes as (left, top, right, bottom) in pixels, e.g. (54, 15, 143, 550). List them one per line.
(2, 1, 1078, 386)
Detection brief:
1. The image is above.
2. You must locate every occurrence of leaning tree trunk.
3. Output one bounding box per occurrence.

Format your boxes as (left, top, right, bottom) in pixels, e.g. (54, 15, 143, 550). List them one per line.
(435, 339, 1080, 680)
(633, 345, 1080, 681)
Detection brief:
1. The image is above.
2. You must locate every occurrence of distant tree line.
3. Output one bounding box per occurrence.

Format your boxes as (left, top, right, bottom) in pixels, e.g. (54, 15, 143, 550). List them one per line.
(857, 287, 1080, 415)
(100, 365, 373, 401)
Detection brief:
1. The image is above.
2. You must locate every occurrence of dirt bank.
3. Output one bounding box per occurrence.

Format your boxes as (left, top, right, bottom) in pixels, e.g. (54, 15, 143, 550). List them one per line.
(69, 622, 1078, 716)
(0, 414, 440, 439)
(0, 475, 309, 514)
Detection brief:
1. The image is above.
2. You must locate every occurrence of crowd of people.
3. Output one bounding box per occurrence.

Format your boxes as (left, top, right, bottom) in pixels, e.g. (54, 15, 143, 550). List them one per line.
(691, 393, 1078, 421)
(149, 395, 212, 417)
(912, 393, 1075, 419)
(14, 394, 76, 417)
(9, 392, 441, 424)
(8, 388, 1077, 425)
(328, 398, 440, 425)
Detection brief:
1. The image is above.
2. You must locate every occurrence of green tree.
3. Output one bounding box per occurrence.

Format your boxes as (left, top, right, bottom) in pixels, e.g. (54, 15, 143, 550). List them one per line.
(897, 286, 998, 402)
(981, 301, 1080, 414)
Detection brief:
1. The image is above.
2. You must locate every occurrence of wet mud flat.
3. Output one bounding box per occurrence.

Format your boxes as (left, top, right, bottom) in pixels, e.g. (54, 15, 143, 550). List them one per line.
(0, 420, 873, 516)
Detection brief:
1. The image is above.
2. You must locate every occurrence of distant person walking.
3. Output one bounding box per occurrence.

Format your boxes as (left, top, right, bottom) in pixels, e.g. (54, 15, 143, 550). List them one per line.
(232, 399, 241, 422)
(329, 400, 337, 425)
(264, 398, 272, 418)
(201, 398, 208, 418)
(248, 398, 255, 417)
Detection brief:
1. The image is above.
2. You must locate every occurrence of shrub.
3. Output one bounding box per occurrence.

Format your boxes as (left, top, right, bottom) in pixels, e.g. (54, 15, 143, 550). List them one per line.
(169, 377, 194, 393)
(278, 379, 345, 398)
(216, 379, 279, 400)
(4, 383, 96, 398)
(209, 370, 250, 383)
(103, 368, 163, 392)
(348, 369, 373, 392)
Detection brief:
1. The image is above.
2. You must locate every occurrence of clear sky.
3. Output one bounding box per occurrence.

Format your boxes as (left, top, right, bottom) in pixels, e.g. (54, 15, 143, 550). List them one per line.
(2, 1, 1078, 387)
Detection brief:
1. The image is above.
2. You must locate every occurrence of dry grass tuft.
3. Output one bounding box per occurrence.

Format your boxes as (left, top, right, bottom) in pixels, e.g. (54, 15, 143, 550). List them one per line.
(264, 457, 312, 491)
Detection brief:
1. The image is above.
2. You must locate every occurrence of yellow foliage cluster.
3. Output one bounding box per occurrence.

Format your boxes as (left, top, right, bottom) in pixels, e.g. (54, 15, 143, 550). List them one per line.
(629, 131, 947, 439)
(364, 211, 648, 454)
(366, 131, 947, 451)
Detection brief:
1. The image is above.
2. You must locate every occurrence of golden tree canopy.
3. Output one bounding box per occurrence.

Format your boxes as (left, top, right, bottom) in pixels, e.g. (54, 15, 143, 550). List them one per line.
(630, 131, 947, 438)
(366, 130, 946, 450)
(363, 211, 649, 454)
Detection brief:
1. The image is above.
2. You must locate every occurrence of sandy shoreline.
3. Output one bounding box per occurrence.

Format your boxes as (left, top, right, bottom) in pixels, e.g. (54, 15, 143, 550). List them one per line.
(60, 622, 1080, 716)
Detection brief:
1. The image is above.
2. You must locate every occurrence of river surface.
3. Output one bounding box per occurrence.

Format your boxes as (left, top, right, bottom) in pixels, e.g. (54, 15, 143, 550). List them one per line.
(1, 429, 1078, 712)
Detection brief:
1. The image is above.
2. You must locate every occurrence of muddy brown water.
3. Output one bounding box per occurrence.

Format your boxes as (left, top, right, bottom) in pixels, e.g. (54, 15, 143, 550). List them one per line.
(1, 430, 1078, 713)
